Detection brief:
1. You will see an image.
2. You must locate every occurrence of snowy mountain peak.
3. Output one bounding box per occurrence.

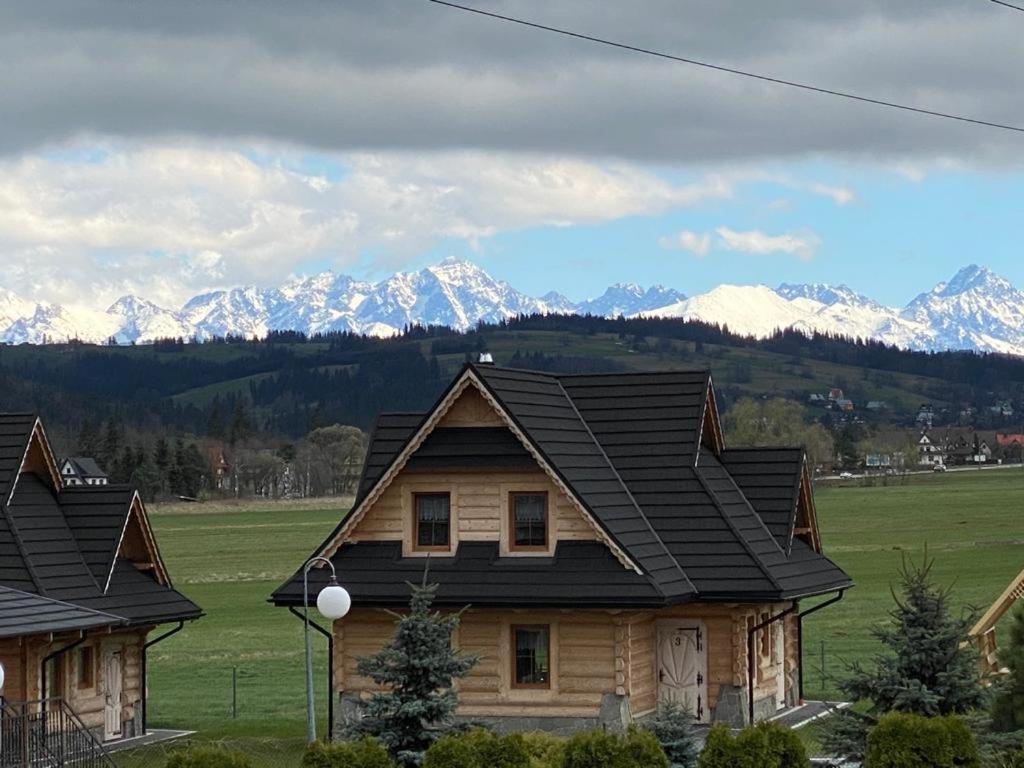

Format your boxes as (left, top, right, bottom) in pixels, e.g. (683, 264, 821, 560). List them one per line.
(1, 262, 1024, 356)
(936, 264, 1011, 297)
(776, 282, 878, 309)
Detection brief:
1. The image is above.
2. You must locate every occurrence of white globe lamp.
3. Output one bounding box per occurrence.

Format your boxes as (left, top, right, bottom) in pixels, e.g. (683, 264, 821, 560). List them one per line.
(316, 577, 351, 620)
(0, 660, 5, 694)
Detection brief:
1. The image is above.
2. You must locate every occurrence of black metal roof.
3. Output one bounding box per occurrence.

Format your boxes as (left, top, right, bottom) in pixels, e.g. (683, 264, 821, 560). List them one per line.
(63, 457, 108, 480)
(275, 365, 852, 609)
(0, 586, 123, 639)
(273, 541, 666, 608)
(0, 415, 201, 638)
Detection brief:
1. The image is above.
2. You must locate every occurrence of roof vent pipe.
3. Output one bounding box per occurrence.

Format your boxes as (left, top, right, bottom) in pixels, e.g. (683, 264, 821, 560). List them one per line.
(478, 352, 494, 364)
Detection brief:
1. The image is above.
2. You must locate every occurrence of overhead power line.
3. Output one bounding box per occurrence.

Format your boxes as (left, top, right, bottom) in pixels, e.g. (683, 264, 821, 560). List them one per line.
(427, 0, 1024, 135)
(991, 0, 1024, 12)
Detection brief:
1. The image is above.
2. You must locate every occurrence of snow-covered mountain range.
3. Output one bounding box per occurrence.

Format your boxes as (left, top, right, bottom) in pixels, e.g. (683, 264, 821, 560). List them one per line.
(2, 260, 1023, 357)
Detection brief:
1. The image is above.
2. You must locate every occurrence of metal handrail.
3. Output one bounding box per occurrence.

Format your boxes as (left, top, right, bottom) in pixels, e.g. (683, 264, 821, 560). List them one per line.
(0, 697, 116, 768)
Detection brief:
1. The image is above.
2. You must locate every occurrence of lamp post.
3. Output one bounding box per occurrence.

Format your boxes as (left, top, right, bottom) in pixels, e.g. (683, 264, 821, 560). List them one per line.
(303, 556, 351, 744)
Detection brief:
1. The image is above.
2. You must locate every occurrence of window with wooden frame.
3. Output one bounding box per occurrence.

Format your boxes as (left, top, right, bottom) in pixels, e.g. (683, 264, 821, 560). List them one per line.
(76, 646, 95, 688)
(509, 492, 548, 551)
(512, 625, 551, 688)
(413, 492, 451, 550)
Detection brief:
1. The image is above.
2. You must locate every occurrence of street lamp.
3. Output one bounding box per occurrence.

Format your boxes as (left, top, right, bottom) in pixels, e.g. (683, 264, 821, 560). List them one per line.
(304, 556, 350, 744)
(0, 660, 5, 694)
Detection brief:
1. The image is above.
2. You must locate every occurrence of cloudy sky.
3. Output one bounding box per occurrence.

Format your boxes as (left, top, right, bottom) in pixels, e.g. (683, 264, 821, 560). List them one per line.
(2, 0, 1023, 310)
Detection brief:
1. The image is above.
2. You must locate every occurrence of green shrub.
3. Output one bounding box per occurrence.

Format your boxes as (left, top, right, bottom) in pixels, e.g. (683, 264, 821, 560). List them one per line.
(519, 731, 564, 768)
(424, 734, 477, 768)
(423, 730, 530, 768)
(560, 728, 668, 768)
(696, 722, 807, 768)
(864, 712, 978, 768)
(645, 703, 699, 768)
(622, 727, 671, 768)
(696, 725, 735, 768)
(759, 721, 810, 768)
(939, 716, 980, 768)
(164, 747, 254, 768)
(301, 737, 395, 768)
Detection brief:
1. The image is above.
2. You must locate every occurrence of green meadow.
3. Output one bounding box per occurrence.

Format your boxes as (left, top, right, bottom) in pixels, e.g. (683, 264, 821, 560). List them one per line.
(135, 468, 1023, 744)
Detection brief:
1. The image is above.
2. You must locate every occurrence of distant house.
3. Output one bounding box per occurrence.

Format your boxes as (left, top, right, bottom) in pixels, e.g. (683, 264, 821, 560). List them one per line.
(916, 404, 935, 429)
(996, 433, 1024, 449)
(828, 388, 844, 402)
(274, 363, 852, 732)
(945, 431, 992, 466)
(808, 393, 826, 404)
(989, 401, 1015, 418)
(918, 433, 945, 467)
(865, 401, 887, 412)
(0, 414, 201, 750)
(60, 456, 109, 487)
(835, 398, 854, 413)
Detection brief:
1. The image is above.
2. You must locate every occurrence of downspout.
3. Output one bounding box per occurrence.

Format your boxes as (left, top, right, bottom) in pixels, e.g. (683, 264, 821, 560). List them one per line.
(746, 604, 799, 725)
(142, 622, 185, 734)
(41, 634, 87, 711)
(290, 607, 335, 741)
(796, 590, 846, 702)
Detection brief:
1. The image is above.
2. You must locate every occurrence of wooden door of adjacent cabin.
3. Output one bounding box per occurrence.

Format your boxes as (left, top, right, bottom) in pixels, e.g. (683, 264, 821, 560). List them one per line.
(656, 622, 708, 722)
(103, 649, 123, 741)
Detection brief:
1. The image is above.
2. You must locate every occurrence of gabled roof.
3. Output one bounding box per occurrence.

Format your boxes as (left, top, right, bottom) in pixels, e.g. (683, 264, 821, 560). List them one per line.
(63, 456, 108, 479)
(0, 413, 201, 635)
(279, 365, 851, 608)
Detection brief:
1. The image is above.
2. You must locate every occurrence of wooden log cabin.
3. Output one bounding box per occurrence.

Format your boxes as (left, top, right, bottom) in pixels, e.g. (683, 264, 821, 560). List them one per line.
(273, 363, 852, 733)
(0, 414, 200, 747)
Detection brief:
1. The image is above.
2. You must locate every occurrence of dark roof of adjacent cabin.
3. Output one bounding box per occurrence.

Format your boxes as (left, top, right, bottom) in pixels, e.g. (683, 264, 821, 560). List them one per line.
(0, 415, 201, 639)
(279, 365, 851, 608)
(0, 586, 124, 639)
(0, 413, 36, 503)
(64, 456, 108, 479)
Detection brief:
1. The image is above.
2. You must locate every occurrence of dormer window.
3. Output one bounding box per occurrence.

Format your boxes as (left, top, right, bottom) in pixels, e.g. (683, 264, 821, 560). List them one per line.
(510, 492, 548, 550)
(414, 493, 451, 550)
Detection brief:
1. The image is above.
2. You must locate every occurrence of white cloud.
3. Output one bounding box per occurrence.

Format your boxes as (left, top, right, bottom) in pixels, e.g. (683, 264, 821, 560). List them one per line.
(0, 141, 733, 307)
(714, 227, 821, 261)
(658, 230, 712, 257)
(807, 183, 856, 206)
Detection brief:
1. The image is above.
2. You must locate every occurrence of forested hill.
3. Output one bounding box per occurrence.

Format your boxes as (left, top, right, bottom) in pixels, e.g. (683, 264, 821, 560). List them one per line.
(1, 313, 1022, 448)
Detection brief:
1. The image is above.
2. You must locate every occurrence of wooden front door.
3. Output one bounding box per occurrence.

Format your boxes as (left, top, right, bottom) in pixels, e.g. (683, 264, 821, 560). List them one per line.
(103, 649, 123, 741)
(656, 622, 708, 722)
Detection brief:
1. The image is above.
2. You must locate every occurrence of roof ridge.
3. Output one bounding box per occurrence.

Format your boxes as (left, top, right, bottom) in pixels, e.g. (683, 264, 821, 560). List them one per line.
(554, 377, 697, 597)
(693, 453, 783, 593)
(551, 367, 712, 378)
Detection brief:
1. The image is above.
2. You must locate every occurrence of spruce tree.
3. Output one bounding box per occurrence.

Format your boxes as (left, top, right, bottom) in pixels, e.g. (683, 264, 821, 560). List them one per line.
(993, 605, 1024, 731)
(348, 579, 478, 766)
(824, 554, 984, 761)
(647, 702, 700, 768)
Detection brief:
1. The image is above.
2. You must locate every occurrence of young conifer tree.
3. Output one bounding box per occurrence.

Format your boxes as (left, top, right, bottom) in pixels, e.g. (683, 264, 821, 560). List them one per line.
(348, 575, 478, 767)
(824, 553, 984, 761)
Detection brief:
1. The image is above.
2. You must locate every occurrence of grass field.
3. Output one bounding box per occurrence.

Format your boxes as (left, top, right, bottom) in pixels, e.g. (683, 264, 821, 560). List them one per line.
(801, 467, 1023, 699)
(134, 469, 1023, 752)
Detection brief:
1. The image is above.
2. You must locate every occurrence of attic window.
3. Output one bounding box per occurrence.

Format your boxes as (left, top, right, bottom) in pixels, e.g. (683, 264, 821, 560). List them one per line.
(510, 492, 548, 550)
(414, 493, 451, 550)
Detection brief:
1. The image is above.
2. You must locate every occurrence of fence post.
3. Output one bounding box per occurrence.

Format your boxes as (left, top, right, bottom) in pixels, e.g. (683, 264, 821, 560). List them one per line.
(820, 640, 826, 695)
